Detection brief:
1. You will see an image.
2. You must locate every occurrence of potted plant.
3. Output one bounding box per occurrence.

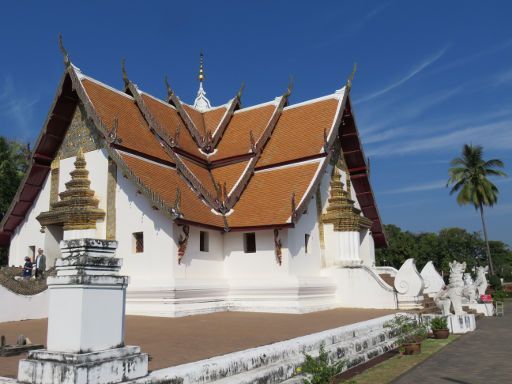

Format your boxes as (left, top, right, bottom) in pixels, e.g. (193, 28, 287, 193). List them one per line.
(385, 314, 428, 355)
(430, 316, 449, 339)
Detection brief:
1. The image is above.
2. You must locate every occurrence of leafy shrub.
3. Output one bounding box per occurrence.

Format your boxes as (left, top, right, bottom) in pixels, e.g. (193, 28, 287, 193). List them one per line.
(489, 275, 502, 290)
(297, 343, 345, 384)
(492, 290, 507, 302)
(384, 314, 428, 346)
(430, 316, 448, 330)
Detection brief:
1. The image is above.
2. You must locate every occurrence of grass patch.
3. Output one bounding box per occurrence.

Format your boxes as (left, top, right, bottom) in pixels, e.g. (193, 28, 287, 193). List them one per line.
(337, 335, 460, 384)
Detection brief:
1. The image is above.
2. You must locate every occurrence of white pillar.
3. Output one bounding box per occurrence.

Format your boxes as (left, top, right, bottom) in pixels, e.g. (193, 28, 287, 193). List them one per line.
(336, 231, 362, 266)
(18, 238, 148, 384)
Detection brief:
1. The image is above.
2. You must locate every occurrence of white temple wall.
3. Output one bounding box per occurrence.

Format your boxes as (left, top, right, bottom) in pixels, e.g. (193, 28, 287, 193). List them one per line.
(116, 165, 175, 288)
(173, 225, 225, 279)
(287, 195, 322, 276)
(224, 230, 287, 279)
(8, 174, 51, 267)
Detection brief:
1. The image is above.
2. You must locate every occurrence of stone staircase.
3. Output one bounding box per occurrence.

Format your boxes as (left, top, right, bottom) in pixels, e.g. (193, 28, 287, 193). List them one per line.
(462, 305, 484, 319)
(379, 273, 395, 288)
(419, 294, 441, 314)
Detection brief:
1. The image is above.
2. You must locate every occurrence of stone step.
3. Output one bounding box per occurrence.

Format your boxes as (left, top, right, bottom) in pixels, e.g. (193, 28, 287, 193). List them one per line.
(378, 273, 395, 288)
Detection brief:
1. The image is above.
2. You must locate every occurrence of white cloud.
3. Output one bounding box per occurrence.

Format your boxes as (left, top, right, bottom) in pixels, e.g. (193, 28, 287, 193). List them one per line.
(355, 47, 448, 103)
(367, 119, 512, 158)
(432, 38, 512, 75)
(493, 67, 512, 87)
(382, 180, 446, 195)
(0, 76, 39, 140)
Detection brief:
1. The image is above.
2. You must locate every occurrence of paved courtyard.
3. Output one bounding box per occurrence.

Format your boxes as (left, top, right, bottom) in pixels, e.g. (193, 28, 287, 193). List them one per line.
(0, 307, 395, 378)
(393, 301, 512, 384)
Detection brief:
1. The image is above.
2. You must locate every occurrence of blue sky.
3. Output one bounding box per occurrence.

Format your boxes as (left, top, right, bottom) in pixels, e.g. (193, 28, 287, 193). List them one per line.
(0, 1, 510, 245)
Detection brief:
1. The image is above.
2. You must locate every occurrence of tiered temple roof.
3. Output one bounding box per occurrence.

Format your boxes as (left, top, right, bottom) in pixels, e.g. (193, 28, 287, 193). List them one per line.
(0, 53, 386, 247)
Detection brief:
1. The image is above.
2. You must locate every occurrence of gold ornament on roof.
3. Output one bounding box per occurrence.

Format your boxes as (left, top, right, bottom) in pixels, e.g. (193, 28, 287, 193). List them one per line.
(321, 162, 372, 232)
(198, 51, 205, 82)
(36, 148, 105, 231)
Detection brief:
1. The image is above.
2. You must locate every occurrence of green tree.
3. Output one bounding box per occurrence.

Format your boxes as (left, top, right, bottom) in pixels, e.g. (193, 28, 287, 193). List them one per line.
(376, 224, 418, 269)
(447, 144, 507, 276)
(0, 137, 30, 265)
(489, 241, 512, 282)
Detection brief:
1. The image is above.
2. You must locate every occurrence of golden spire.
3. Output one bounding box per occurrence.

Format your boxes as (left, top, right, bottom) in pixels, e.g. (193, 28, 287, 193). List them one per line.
(36, 147, 105, 231)
(321, 163, 372, 232)
(198, 51, 205, 83)
(194, 51, 212, 111)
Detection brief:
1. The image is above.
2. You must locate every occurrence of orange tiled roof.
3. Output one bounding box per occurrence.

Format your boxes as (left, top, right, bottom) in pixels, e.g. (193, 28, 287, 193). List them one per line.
(211, 160, 251, 194)
(227, 161, 321, 227)
(209, 104, 277, 161)
(257, 97, 340, 168)
(0, 65, 386, 247)
(203, 106, 227, 134)
(119, 152, 225, 227)
(140, 93, 206, 160)
(81, 79, 172, 163)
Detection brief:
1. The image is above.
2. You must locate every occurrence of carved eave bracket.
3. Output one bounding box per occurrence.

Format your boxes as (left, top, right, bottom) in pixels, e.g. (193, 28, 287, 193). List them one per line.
(36, 149, 105, 231)
(274, 228, 283, 266)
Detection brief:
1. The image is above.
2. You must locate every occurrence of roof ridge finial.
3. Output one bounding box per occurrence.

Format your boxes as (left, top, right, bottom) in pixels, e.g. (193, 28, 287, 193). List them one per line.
(346, 63, 357, 92)
(284, 75, 294, 97)
(193, 50, 212, 111)
(121, 58, 129, 87)
(58, 33, 70, 68)
(199, 50, 205, 83)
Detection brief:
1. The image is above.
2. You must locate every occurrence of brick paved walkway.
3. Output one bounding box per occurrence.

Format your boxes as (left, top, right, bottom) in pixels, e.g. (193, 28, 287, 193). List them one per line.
(0, 307, 396, 378)
(393, 300, 512, 384)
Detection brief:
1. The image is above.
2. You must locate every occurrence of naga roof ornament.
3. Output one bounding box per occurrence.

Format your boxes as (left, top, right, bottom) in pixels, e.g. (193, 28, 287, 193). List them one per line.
(193, 51, 212, 112)
(58, 33, 71, 68)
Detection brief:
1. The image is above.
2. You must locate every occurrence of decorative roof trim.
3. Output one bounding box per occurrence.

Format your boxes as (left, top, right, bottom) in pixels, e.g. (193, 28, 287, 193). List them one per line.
(80, 73, 134, 100)
(165, 81, 205, 147)
(283, 91, 342, 111)
(233, 99, 277, 114)
(0, 70, 73, 244)
(224, 94, 288, 209)
(68, 66, 180, 219)
(255, 157, 324, 174)
(210, 97, 238, 149)
(140, 91, 177, 110)
(287, 87, 349, 224)
(340, 96, 387, 247)
(127, 81, 222, 212)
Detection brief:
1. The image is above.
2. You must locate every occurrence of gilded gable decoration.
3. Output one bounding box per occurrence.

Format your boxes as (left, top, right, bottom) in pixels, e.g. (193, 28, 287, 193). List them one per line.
(36, 148, 105, 230)
(57, 105, 103, 159)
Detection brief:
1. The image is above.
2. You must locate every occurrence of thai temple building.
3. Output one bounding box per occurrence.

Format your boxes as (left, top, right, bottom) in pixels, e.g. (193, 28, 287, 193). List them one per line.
(0, 48, 411, 317)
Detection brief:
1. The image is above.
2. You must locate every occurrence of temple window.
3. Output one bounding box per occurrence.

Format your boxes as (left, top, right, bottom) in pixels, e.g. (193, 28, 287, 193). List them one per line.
(243, 232, 256, 253)
(200, 231, 209, 252)
(132, 232, 144, 253)
(305, 234, 310, 253)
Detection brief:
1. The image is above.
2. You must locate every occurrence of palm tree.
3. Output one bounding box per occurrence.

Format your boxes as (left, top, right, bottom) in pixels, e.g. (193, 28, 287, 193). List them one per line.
(447, 144, 507, 276)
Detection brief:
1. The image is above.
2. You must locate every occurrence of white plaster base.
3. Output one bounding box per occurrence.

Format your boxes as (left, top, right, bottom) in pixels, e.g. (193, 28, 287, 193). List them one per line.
(447, 314, 476, 334)
(17, 346, 148, 384)
(126, 277, 338, 317)
(422, 313, 476, 334)
(125, 314, 400, 384)
(463, 302, 494, 316)
(325, 266, 398, 309)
